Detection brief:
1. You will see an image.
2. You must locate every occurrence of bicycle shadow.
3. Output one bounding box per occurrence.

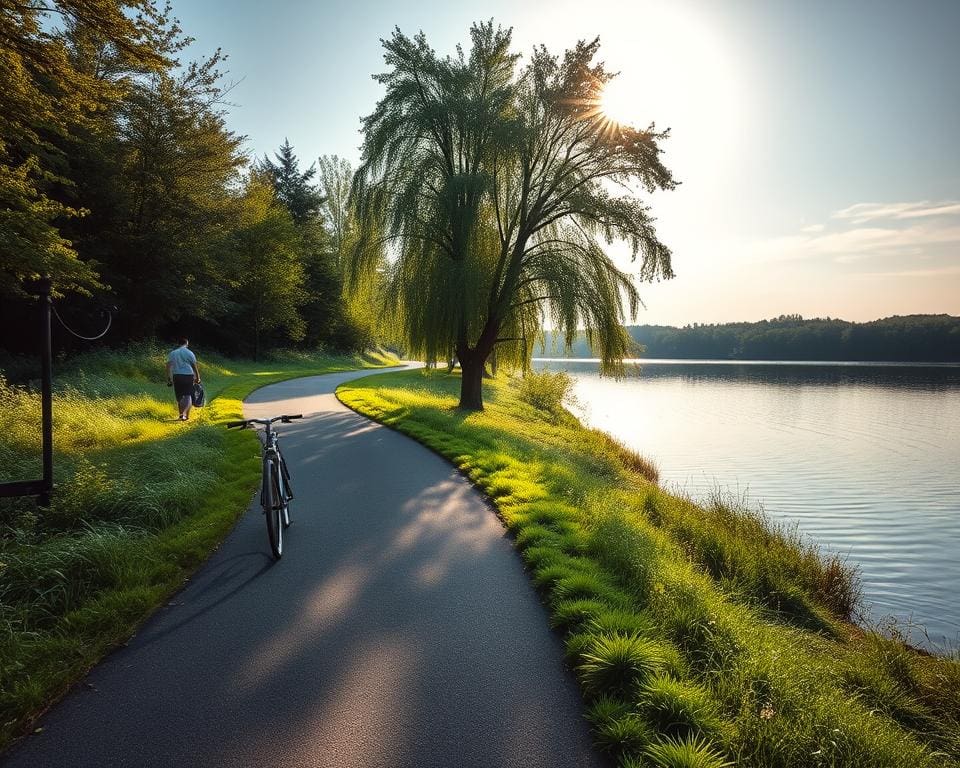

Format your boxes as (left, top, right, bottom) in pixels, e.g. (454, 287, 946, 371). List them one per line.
(132, 551, 275, 650)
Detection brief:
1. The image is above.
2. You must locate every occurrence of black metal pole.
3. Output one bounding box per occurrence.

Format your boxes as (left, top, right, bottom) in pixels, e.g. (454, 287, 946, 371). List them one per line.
(38, 277, 53, 507)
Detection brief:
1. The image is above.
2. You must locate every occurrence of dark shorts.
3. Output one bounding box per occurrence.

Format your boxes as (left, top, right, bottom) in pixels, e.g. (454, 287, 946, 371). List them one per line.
(173, 374, 195, 400)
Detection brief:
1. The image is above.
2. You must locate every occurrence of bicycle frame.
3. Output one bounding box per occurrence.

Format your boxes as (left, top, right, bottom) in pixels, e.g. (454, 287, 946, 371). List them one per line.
(259, 425, 291, 508)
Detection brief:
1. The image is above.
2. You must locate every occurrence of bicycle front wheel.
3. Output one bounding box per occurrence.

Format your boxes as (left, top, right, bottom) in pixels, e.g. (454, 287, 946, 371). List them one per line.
(263, 458, 283, 559)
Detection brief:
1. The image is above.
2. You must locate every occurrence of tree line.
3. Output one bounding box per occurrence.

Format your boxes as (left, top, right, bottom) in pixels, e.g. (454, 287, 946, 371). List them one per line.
(544, 315, 960, 362)
(1, 1, 373, 358)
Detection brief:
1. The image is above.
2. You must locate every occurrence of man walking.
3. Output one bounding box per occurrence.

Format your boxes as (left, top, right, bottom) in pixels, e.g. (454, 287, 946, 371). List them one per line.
(166, 336, 201, 421)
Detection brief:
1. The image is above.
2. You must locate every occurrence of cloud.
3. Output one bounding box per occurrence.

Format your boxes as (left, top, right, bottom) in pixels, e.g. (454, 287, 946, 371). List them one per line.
(858, 265, 960, 279)
(832, 200, 960, 225)
(754, 222, 960, 262)
(751, 199, 960, 269)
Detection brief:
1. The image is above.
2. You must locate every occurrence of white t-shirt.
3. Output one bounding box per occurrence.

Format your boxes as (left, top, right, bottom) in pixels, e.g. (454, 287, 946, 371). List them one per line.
(168, 345, 197, 376)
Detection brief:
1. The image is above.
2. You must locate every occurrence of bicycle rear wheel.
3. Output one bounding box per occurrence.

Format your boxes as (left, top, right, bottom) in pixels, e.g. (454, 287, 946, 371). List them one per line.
(263, 459, 283, 559)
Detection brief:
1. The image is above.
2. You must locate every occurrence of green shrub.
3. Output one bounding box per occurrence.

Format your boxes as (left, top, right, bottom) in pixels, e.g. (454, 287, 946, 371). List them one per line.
(656, 592, 744, 671)
(517, 370, 577, 415)
(643, 488, 860, 622)
(521, 544, 569, 570)
(579, 632, 670, 697)
(594, 429, 660, 483)
(552, 571, 630, 609)
(596, 714, 654, 756)
(588, 608, 657, 638)
(586, 694, 633, 725)
(565, 630, 595, 664)
(644, 735, 731, 768)
(552, 598, 609, 630)
(640, 674, 725, 740)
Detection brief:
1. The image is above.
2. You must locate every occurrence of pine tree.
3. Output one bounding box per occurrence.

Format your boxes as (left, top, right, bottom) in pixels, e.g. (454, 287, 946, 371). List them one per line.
(258, 140, 324, 226)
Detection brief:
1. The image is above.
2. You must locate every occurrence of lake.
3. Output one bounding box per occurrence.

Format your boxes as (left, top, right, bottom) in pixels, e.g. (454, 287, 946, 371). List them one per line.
(532, 358, 960, 650)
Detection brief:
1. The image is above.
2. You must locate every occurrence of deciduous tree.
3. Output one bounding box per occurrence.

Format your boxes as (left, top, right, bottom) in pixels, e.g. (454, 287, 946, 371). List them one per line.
(352, 22, 676, 409)
(227, 175, 306, 359)
(0, 0, 169, 296)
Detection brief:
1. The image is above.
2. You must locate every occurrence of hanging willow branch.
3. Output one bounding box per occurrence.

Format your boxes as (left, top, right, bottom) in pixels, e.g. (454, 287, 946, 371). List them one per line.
(350, 21, 677, 405)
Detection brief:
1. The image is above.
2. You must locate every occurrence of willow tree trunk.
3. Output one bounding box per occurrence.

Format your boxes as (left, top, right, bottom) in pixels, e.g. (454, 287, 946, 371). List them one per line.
(458, 351, 485, 410)
(457, 319, 499, 410)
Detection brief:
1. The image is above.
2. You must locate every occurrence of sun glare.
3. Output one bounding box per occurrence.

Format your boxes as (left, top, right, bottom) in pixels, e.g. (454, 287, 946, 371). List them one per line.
(601, 77, 639, 127)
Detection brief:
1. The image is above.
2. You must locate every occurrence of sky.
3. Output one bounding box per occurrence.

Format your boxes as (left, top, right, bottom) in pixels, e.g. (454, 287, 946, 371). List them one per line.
(170, 0, 960, 326)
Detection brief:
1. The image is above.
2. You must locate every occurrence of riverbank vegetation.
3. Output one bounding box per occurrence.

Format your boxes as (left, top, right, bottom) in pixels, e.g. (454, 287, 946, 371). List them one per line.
(0, 345, 396, 748)
(338, 369, 960, 768)
(544, 315, 960, 362)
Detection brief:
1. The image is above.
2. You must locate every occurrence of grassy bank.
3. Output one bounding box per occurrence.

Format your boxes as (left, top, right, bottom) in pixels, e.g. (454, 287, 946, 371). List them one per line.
(337, 369, 960, 768)
(0, 345, 396, 748)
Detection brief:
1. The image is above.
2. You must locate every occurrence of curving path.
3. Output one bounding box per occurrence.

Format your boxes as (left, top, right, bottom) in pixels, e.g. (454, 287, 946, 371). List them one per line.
(1, 367, 601, 768)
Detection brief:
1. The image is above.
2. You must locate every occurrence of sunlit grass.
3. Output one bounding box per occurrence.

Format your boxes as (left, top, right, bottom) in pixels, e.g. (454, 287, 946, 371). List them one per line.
(337, 369, 960, 768)
(0, 344, 397, 748)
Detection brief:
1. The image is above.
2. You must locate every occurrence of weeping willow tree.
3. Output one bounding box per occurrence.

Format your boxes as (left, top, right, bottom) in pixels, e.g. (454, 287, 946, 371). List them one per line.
(351, 22, 676, 409)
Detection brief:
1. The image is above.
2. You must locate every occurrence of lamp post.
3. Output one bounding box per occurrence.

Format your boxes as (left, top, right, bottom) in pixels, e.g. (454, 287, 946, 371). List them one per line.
(38, 277, 53, 506)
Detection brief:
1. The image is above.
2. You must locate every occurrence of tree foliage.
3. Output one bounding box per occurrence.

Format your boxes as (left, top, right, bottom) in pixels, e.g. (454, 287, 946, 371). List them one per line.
(226, 174, 306, 359)
(96, 50, 246, 336)
(0, 0, 171, 296)
(1, 5, 372, 357)
(258, 147, 371, 351)
(317, 154, 353, 270)
(316, 154, 384, 349)
(352, 21, 676, 408)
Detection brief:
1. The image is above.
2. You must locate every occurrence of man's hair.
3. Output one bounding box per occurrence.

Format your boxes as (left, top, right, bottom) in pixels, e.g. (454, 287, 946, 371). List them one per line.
(178, 336, 189, 346)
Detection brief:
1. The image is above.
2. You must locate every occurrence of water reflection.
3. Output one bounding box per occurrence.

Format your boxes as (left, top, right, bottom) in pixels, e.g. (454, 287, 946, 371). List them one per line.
(533, 358, 960, 651)
(543, 358, 960, 390)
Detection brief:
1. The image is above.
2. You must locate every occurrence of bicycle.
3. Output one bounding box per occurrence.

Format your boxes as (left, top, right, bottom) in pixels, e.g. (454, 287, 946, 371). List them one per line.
(226, 414, 302, 559)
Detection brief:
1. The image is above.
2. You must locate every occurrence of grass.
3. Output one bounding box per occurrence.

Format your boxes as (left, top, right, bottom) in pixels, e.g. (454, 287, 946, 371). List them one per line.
(0, 343, 396, 748)
(336, 368, 960, 768)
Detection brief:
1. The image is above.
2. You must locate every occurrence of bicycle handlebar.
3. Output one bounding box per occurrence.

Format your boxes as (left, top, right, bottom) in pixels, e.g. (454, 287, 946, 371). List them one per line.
(225, 414, 303, 429)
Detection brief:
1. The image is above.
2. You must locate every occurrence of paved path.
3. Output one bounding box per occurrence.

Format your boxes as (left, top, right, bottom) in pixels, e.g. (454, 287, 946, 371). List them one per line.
(2, 368, 601, 768)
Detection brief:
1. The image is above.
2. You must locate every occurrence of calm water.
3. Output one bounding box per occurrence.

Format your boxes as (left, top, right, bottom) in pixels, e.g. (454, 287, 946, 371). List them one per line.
(532, 358, 960, 650)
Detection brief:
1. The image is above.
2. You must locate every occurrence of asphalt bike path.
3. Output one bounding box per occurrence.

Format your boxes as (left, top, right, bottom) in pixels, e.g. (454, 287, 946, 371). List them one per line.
(2, 367, 601, 767)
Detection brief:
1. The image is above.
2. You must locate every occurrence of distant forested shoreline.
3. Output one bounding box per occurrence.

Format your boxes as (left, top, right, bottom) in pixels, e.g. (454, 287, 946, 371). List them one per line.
(541, 314, 960, 362)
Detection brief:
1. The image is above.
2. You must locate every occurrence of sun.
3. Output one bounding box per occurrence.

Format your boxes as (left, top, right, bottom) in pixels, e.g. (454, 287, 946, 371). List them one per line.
(600, 77, 639, 126)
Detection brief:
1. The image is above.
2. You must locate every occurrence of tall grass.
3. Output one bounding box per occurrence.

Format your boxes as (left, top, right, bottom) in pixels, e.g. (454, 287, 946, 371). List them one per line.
(643, 486, 860, 625)
(0, 343, 396, 748)
(337, 369, 960, 768)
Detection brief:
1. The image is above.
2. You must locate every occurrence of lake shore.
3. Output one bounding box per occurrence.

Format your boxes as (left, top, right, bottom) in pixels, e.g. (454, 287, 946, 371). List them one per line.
(533, 357, 960, 649)
(338, 368, 960, 768)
